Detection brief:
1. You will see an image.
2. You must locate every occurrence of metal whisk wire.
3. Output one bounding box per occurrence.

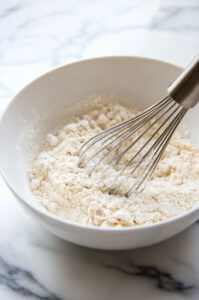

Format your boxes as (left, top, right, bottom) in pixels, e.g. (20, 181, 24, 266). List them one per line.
(79, 96, 171, 159)
(79, 97, 187, 195)
(125, 105, 187, 195)
(79, 55, 199, 196)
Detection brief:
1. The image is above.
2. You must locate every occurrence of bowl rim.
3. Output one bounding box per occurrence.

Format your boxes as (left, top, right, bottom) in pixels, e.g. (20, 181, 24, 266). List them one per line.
(1, 55, 199, 232)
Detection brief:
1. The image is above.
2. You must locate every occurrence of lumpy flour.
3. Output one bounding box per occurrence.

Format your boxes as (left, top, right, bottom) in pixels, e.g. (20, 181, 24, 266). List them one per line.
(28, 97, 199, 227)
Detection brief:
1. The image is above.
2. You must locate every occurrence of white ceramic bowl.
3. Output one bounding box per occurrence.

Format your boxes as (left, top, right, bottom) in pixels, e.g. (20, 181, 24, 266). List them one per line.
(0, 56, 199, 250)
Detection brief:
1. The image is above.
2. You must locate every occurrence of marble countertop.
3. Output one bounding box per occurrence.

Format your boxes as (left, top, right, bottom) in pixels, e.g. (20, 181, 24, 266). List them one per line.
(1, 0, 199, 299)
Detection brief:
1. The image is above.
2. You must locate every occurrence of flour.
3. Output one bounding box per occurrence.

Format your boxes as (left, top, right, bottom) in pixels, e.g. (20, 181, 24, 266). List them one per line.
(28, 96, 199, 227)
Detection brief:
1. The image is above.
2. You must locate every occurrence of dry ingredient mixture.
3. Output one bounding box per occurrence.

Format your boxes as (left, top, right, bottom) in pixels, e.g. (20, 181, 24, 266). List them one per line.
(29, 97, 199, 227)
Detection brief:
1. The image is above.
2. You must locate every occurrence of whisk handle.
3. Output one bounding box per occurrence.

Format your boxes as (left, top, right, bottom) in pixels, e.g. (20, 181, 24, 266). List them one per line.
(168, 54, 199, 109)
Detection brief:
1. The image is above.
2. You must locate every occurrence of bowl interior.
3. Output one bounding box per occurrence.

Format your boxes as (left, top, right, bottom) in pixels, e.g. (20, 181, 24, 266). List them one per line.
(0, 56, 197, 212)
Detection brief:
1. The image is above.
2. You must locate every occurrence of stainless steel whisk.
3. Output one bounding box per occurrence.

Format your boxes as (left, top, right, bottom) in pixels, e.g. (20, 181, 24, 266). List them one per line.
(79, 56, 199, 196)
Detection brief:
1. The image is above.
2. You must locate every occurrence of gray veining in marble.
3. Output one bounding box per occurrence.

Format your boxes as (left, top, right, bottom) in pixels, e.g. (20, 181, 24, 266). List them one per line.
(0, 0, 199, 299)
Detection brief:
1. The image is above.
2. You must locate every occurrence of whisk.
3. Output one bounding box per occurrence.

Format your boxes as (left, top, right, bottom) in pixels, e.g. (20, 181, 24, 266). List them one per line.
(79, 56, 199, 196)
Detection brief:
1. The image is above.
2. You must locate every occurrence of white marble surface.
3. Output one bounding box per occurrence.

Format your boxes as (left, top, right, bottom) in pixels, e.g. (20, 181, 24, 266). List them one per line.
(0, 0, 199, 299)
